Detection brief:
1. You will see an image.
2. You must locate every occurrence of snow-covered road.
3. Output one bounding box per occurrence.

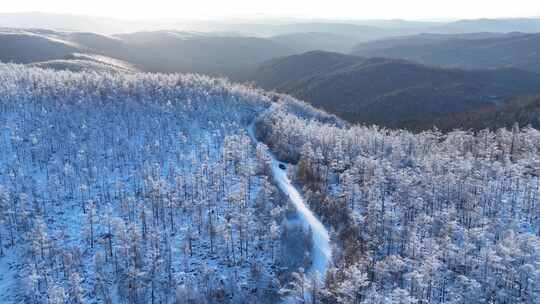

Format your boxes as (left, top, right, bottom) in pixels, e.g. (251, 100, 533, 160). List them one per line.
(247, 120, 331, 280)
(269, 159, 331, 277)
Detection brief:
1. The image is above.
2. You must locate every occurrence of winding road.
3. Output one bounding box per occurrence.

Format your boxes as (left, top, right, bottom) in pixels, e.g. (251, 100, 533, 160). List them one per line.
(247, 119, 331, 282)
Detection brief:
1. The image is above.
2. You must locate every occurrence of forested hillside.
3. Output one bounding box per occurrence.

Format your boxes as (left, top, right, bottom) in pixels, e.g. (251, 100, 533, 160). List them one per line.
(0, 28, 296, 78)
(0, 65, 315, 303)
(113, 31, 295, 78)
(0, 28, 81, 63)
(255, 104, 540, 303)
(416, 96, 540, 131)
(352, 32, 540, 73)
(250, 51, 540, 129)
(0, 64, 538, 304)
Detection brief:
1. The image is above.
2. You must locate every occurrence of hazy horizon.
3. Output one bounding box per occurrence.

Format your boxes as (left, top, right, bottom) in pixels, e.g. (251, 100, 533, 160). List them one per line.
(1, 0, 539, 21)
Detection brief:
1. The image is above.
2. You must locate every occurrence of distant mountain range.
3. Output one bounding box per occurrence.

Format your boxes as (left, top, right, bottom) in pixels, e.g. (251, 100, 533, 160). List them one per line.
(248, 51, 540, 128)
(433, 18, 540, 33)
(0, 12, 152, 34)
(3, 12, 540, 37)
(0, 28, 296, 78)
(352, 32, 540, 73)
(268, 32, 358, 54)
(188, 18, 540, 37)
(3, 16, 540, 131)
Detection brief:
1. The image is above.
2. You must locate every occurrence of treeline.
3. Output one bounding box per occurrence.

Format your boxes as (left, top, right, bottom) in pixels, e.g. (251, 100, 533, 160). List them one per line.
(257, 102, 540, 303)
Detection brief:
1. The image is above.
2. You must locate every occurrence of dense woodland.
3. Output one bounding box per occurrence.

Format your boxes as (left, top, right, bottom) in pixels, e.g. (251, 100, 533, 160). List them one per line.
(0, 64, 538, 304)
(257, 103, 540, 303)
(0, 65, 312, 303)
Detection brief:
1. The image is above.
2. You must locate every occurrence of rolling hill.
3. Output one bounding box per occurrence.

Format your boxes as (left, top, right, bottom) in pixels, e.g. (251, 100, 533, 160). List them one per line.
(0, 28, 82, 63)
(433, 18, 540, 33)
(113, 30, 296, 78)
(422, 95, 540, 131)
(352, 32, 540, 73)
(0, 28, 297, 78)
(269, 32, 359, 54)
(29, 53, 139, 73)
(249, 51, 540, 128)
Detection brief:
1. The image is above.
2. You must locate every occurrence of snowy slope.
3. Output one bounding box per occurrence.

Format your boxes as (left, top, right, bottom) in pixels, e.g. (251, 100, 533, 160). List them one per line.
(248, 118, 331, 277)
(0, 65, 311, 304)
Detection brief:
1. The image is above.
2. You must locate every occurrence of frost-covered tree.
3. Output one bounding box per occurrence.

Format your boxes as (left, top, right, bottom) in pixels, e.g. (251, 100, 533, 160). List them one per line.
(256, 101, 540, 304)
(0, 64, 292, 303)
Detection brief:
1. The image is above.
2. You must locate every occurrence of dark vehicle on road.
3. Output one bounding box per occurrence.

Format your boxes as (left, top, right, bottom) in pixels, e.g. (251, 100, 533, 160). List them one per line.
(279, 163, 286, 170)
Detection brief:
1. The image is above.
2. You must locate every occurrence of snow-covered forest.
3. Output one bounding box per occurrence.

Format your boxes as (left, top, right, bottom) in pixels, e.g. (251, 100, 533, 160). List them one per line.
(256, 103, 540, 303)
(0, 65, 315, 303)
(0, 64, 538, 304)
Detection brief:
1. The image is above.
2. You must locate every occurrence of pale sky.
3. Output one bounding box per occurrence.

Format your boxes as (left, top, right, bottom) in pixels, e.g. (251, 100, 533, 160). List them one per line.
(1, 0, 539, 20)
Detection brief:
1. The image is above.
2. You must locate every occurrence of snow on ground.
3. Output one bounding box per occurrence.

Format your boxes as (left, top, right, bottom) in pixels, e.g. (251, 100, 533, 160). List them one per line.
(248, 120, 331, 279)
(269, 160, 331, 277)
(0, 249, 19, 303)
(0, 68, 283, 303)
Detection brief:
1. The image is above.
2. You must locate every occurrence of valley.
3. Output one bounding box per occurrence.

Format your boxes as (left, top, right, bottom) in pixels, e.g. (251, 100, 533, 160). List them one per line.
(249, 51, 540, 129)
